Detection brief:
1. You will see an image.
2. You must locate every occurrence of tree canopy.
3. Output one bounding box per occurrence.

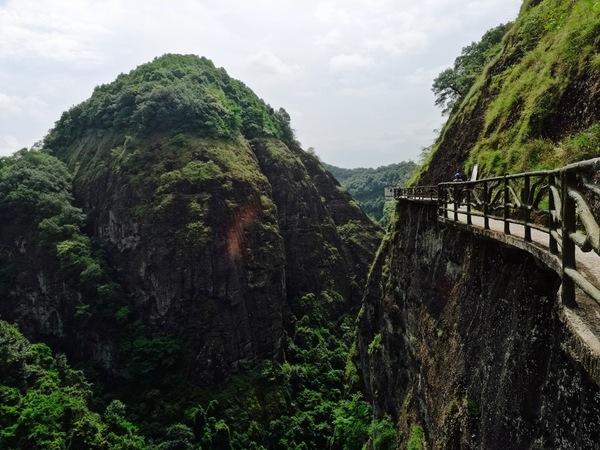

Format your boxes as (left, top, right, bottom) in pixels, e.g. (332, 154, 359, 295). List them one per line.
(44, 54, 295, 156)
(0, 320, 146, 449)
(432, 23, 512, 114)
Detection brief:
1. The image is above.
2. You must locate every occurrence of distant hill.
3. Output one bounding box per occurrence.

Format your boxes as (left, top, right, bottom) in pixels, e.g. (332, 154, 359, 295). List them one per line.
(325, 161, 417, 223)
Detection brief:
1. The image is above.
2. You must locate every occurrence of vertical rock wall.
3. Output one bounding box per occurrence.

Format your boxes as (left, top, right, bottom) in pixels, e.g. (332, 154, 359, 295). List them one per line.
(357, 200, 600, 449)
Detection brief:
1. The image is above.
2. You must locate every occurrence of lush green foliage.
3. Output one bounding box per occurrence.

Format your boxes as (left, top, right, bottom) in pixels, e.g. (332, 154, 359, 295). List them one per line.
(0, 321, 146, 449)
(432, 23, 512, 114)
(325, 162, 416, 223)
(1, 56, 394, 448)
(0, 149, 81, 228)
(0, 150, 116, 302)
(406, 425, 424, 450)
(419, 0, 600, 181)
(45, 54, 294, 155)
(101, 291, 398, 449)
(466, 0, 600, 175)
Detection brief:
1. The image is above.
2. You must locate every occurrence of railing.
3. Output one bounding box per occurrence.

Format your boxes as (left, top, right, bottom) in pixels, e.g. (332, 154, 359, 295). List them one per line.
(389, 157, 600, 307)
(394, 185, 437, 201)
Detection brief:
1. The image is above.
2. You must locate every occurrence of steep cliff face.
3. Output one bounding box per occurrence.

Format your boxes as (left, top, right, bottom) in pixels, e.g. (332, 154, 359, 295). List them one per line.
(3, 54, 381, 384)
(0, 151, 120, 369)
(419, 0, 600, 184)
(358, 201, 600, 448)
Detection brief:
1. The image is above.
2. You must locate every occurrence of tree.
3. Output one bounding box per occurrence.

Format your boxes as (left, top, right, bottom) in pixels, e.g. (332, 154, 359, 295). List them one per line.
(432, 23, 512, 114)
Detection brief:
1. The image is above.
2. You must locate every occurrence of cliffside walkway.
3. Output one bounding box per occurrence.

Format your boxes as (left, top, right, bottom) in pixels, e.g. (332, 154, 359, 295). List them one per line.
(389, 158, 600, 374)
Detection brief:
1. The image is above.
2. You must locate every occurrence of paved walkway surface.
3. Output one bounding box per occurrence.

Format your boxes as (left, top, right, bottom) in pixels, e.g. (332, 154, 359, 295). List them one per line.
(443, 206, 600, 285)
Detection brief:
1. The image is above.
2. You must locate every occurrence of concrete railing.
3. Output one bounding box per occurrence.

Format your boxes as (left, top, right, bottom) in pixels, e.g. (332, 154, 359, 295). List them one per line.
(389, 157, 600, 307)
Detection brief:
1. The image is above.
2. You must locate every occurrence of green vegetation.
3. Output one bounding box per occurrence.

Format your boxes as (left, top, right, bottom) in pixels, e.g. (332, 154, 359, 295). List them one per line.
(0, 149, 115, 305)
(467, 0, 600, 174)
(433, 23, 512, 114)
(0, 320, 146, 449)
(325, 162, 417, 223)
(367, 334, 382, 356)
(104, 290, 398, 449)
(406, 425, 424, 450)
(421, 0, 600, 181)
(0, 54, 391, 448)
(45, 54, 294, 157)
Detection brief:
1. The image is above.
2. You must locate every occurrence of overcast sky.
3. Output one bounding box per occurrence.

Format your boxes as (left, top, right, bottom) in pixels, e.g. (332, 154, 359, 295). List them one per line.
(0, 0, 522, 168)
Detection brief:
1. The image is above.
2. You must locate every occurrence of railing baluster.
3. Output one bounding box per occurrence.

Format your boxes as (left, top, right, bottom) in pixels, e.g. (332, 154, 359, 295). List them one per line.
(466, 183, 472, 225)
(483, 182, 490, 230)
(548, 174, 558, 254)
(504, 175, 511, 235)
(453, 185, 459, 222)
(561, 170, 577, 307)
(437, 185, 442, 219)
(524, 175, 531, 242)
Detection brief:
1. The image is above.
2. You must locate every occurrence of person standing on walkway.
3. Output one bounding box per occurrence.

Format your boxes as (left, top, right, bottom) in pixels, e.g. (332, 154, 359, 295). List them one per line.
(453, 169, 464, 182)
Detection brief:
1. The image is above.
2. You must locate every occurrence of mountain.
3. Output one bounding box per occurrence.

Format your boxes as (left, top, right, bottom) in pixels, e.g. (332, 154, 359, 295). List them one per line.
(0, 54, 383, 448)
(417, 0, 600, 184)
(324, 161, 417, 223)
(358, 1, 600, 448)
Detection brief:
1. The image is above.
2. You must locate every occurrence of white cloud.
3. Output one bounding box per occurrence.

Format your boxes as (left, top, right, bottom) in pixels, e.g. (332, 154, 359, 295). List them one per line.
(245, 49, 300, 79)
(0, 0, 110, 63)
(0, 0, 523, 165)
(0, 135, 20, 154)
(0, 93, 47, 118)
(401, 67, 446, 86)
(329, 54, 373, 73)
(366, 29, 429, 55)
(318, 29, 343, 46)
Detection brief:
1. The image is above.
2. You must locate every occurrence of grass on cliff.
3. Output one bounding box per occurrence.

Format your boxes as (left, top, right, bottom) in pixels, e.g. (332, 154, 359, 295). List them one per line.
(415, 0, 600, 182)
(466, 0, 600, 175)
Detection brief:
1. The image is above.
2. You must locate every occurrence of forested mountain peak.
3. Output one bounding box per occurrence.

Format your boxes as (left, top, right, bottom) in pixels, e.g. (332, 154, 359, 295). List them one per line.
(45, 54, 294, 157)
(0, 54, 384, 448)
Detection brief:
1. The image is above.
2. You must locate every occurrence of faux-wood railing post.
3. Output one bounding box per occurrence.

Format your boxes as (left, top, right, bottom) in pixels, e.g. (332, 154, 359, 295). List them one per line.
(503, 175, 510, 235)
(561, 170, 577, 307)
(437, 185, 442, 219)
(466, 183, 472, 225)
(483, 182, 490, 230)
(453, 185, 459, 222)
(523, 175, 531, 241)
(548, 174, 558, 254)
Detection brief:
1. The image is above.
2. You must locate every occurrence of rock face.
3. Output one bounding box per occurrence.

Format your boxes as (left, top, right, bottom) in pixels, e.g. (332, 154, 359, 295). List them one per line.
(64, 134, 379, 382)
(357, 200, 600, 448)
(0, 151, 120, 369)
(0, 55, 381, 384)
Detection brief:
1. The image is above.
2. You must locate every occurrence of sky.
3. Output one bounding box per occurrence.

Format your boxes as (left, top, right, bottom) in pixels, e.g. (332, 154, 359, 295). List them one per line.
(0, 0, 522, 168)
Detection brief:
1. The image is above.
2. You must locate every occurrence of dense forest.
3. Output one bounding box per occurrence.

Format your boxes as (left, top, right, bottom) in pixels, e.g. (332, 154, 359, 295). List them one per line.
(325, 162, 416, 224)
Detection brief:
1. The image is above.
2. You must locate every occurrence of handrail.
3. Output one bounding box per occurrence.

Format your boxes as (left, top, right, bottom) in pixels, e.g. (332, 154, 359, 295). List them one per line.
(387, 157, 600, 307)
